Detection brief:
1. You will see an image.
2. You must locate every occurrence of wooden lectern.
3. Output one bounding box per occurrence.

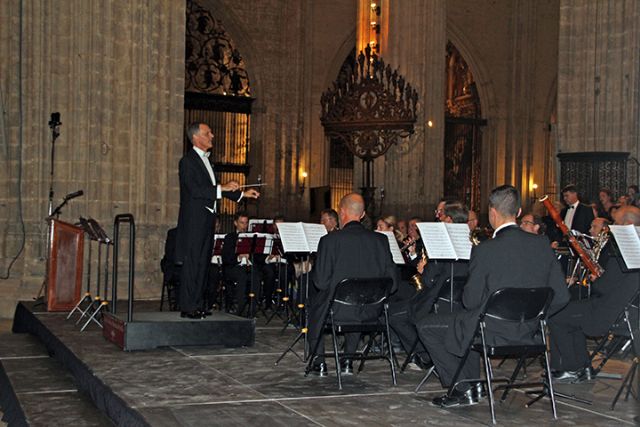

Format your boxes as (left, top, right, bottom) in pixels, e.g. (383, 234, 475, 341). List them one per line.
(47, 219, 84, 311)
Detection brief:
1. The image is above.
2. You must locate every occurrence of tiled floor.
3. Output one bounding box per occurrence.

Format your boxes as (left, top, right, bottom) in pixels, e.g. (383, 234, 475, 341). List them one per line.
(2, 305, 639, 426)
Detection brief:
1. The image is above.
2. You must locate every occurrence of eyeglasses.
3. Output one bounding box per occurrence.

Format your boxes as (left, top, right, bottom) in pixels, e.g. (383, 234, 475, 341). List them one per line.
(520, 220, 535, 226)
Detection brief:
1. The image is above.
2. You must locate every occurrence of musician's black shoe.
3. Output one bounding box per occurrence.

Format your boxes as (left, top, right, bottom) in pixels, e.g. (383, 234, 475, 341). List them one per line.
(309, 362, 328, 377)
(431, 387, 479, 408)
(340, 359, 354, 376)
(180, 311, 204, 319)
(199, 310, 213, 317)
(551, 369, 581, 383)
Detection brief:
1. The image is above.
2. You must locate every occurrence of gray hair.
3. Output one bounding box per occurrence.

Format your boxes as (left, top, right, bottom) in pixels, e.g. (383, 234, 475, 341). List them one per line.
(489, 185, 520, 217)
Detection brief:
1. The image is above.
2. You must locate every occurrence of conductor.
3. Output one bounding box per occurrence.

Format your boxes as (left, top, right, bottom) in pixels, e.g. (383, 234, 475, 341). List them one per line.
(175, 122, 259, 319)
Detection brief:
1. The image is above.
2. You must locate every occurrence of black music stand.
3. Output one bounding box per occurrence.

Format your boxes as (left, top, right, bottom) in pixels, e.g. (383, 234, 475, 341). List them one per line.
(274, 252, 312, 365)
(210, 234, 226, 310)
(236, 233, 273, 318)
(265, 238, 291, 324)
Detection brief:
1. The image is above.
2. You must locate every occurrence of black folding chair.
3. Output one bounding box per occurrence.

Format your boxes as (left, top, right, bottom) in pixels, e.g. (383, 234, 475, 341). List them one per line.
(442, 287, 557, 425)
(304, 277, 396, 390)
(160, 228, 180, 311)
(588, 290, 639, 410)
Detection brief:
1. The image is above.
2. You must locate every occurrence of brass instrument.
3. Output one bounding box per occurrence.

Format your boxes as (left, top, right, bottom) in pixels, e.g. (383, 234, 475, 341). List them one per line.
(540, 195, 604, 280)
(400, 236, 421, 253)
(591, 227, 610, 262)
(469, 228, 484, 245)
(408, 249, 427, 292)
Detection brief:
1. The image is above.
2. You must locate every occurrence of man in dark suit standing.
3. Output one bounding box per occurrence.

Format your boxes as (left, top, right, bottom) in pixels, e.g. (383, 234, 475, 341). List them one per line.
(307, 193, 398, 376)
(548, 205, 640, 382)
(417, 185, 570, 407)
(175, 122, 259, 319)
(560, 184, 594, 236)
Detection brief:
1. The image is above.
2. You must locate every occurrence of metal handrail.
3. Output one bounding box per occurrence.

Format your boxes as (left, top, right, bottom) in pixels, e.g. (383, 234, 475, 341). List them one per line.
(111, 214, 135, 322)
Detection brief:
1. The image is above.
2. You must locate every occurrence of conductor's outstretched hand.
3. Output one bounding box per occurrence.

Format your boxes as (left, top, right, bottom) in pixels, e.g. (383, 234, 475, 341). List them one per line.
(244, 188, 260, 199)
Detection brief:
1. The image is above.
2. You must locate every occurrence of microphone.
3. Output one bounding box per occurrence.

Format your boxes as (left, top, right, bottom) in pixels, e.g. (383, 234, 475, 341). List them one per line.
(257, 174, 262, 184)
(380, 186, 385, 200)
(48, 112, 61, 129)
(64, 190, 84, 201)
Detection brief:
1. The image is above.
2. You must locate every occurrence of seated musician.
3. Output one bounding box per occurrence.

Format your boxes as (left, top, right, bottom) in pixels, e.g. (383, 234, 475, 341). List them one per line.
(222, 212, 257, 315)
(388, 201, 470, 369)
(548, 205, 640, 382)
(260, 215, 290, 310)
(417, 185, 570, 407)
(307, 193, 398, 376)
(519, 212, 546, 236)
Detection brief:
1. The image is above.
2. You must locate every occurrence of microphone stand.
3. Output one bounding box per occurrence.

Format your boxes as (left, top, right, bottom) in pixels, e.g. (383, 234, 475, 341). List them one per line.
(35, 114, 62, 305)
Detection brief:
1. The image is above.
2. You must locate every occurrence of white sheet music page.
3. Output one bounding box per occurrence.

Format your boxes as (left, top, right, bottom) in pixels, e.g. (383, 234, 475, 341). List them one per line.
(302, 223, 328, 253)
(376, 230, 405, 264)
(275, 223, 310, 253)
(416, 222, 458, 260)
(609, 225, 640, 269)
(445, 223, 473, 260)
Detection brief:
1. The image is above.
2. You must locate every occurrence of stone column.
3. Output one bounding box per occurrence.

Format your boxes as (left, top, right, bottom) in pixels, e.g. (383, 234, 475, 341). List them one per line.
(557, 0, 640, 182)
(0, 0, 185, 316)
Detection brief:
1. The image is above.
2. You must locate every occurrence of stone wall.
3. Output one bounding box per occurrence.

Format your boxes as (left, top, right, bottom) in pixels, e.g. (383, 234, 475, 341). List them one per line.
(0, 0, 186, 317)
(557, 0, 640, 184)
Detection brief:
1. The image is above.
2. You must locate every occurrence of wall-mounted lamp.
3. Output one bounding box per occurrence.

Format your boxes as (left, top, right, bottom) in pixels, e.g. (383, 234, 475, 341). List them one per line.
(532, 183, 538, 198)
(299, 171, 308, 196)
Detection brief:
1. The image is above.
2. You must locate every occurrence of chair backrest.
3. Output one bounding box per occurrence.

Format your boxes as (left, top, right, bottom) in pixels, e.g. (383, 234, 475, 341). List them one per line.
(332, 277, 394, 308)
(483, 287, 555, 323)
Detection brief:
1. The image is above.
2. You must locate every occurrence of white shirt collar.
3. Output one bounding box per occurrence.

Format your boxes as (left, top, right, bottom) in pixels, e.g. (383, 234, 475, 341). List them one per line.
(193, 146, 210, 158)
(492, 221, 517, 238)
(570, 201, 579, 209)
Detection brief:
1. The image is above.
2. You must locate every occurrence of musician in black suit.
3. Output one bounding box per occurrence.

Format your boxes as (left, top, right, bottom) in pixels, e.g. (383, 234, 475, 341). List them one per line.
(307, 193, 399, 376)
(560, 184, 594, 235)
(175, 122, 259, 319)
(417, 185, 570, 407)
(548, 205, 640, 382)
(388, 201, 470, 367)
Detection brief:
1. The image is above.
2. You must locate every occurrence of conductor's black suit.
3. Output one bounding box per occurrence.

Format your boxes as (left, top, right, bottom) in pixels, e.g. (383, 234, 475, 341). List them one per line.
(417, 225, 570, 388)
(308, 221, 399, 361)
(175, 147, 241, 314)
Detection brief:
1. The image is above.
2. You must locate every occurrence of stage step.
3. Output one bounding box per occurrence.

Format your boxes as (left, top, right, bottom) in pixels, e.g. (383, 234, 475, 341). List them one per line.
(0, 333, 112, 427)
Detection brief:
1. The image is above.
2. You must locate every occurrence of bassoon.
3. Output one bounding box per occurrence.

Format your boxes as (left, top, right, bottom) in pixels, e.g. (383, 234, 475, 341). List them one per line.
(539, 195, 604, 279)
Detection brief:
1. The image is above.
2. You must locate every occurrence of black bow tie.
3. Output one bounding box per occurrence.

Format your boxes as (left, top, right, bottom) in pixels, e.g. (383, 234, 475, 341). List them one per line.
(567, 205, 574, 209)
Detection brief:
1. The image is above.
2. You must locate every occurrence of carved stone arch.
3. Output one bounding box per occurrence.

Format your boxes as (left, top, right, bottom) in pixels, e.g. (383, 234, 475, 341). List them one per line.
(447, 19, 498, 211)
(196, 0, 263, 103)
(323, 29, 358, 93)
(446, 20, 496, 120)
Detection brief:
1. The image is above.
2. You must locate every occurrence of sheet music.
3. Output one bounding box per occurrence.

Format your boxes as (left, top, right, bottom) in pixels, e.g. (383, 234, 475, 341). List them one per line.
(376, 230, 405, 264)
(445, 223, 472, 260)
(609, 225, 640, 269)
(302, 223, 328, 252)
(276, 223, 310, 253)
(416, 222, 458, 260)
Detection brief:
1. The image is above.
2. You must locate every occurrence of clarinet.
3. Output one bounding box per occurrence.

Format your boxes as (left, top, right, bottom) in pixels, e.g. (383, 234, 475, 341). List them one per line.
(540, 195, 604, 279)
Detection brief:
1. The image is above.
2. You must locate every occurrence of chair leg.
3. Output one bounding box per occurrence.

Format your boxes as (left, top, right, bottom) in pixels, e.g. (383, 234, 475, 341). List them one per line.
(384, 310, 397, 386)
(160, 281, 166, 311)
(414, 365, 436, 393)
(500, 355, 526, 402)
(543, 348, 558, 419)
(611, 358, 638, 410)
(479, 333, 496, 425)
(331, 323, 342, 390)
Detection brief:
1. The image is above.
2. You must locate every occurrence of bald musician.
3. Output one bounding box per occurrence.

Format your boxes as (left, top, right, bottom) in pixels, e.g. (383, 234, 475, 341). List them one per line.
(307, 193, 398, 376)
(548, 205, 640, 382)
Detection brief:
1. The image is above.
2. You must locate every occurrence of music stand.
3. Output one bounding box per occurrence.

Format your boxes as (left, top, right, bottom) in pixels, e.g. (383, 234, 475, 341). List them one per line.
(236, 233, 274, 318)
(210, 234, 226, 310)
